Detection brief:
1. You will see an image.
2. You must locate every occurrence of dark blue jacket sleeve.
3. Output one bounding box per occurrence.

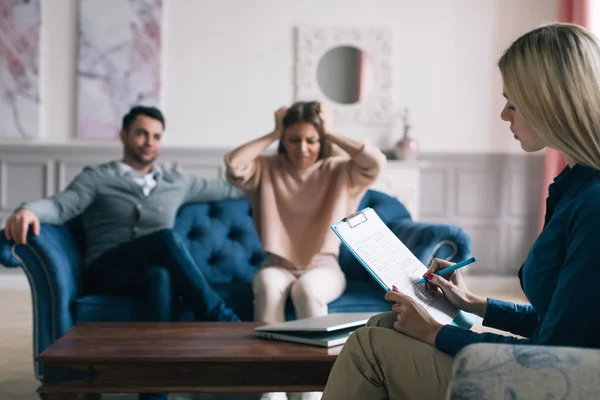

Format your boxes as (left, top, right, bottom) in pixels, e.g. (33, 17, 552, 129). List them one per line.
(480, 298, 540, 337)
(436, 198, 600, 356)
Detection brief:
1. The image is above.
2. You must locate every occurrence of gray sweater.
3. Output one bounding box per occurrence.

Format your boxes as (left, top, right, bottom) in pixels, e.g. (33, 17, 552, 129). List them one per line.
(21, 161, 245, 266)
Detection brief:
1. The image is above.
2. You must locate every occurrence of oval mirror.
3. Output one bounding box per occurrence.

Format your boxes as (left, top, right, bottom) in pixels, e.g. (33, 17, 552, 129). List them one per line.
(316, 46, 373, 105)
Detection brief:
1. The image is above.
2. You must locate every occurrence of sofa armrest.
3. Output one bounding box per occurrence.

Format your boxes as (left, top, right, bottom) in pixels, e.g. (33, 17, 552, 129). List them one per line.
(389, 219, 471, 265)
(0, 224, 82, 379)
(447, 343, 600, 400)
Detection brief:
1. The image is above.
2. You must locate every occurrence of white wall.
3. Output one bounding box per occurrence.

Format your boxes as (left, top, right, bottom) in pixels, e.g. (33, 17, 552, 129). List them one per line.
(1, 0, 556, 153)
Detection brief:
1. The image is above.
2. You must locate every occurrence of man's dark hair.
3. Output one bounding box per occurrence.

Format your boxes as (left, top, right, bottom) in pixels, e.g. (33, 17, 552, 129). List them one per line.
(122, 106, 165, 132)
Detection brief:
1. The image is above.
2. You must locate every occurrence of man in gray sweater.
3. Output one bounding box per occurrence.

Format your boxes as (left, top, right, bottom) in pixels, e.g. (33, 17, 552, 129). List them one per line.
(4, 106, 244, 325)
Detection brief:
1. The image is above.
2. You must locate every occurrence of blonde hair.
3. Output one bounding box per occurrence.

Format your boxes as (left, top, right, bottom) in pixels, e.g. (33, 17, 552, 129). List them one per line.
(499, 22, 600, 170)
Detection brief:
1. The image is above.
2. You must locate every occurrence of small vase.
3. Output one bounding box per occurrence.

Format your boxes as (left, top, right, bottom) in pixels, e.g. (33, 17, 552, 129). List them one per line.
(393, 109, 419, 160)
(395, 134, 419, 160)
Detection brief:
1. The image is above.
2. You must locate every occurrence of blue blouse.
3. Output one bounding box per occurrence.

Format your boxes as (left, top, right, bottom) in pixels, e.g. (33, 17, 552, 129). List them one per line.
(436, 164, 600, 356)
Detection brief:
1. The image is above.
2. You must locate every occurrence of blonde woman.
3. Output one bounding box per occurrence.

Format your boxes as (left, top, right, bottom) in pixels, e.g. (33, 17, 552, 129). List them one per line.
(322, 22, 600, 400)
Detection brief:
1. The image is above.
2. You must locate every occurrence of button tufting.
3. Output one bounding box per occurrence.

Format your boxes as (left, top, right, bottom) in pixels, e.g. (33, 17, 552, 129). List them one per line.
(208, 206, 219, 218)
(208, 254, 220, 265)
(250, 252, 263, 265)
(187, 228, 203, 239)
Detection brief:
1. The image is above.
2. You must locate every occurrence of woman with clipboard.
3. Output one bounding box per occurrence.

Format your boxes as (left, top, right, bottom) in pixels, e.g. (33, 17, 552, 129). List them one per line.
(225, 101, 386, 400)
(322, 23, 600, 400)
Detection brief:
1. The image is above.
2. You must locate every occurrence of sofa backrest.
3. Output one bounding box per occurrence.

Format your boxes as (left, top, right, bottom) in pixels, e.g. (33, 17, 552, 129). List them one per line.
(172, 189, 411, 285)
(66, 189, 410, 285)
(172, 198, 263, 286)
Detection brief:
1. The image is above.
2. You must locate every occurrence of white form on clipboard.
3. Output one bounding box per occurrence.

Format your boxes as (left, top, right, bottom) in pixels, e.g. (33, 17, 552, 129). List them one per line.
(331, 207, 476, 328)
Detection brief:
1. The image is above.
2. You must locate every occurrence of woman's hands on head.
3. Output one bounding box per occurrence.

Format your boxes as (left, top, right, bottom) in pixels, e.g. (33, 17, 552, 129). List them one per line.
(225, 106, 289, 168)
(317, 103, 332, 134)
(272, 102, 331, 137)
(272, 107, 288, 139)
(424, 258, 489, 318)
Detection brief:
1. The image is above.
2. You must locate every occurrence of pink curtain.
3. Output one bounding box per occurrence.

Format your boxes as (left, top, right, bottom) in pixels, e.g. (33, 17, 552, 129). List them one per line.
(558, 0, 590, 25)
(538, 0, 590, 231)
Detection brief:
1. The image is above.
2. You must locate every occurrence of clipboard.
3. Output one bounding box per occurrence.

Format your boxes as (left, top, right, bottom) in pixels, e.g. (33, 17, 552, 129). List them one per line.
(331, 208, 389, 291)
(331, 207, 476, 329)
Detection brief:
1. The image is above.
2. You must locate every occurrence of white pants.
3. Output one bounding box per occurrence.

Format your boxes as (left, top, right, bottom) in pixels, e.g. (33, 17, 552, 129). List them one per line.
(253, 254, 347, 323)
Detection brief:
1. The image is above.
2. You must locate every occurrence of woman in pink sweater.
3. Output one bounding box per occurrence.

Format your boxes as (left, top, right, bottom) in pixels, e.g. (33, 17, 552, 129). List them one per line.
(225, 101, 386, 325)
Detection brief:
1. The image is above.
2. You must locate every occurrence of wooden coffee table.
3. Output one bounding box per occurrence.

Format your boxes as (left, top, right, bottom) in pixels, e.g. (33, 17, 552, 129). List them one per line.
(37, 322, 341, 399)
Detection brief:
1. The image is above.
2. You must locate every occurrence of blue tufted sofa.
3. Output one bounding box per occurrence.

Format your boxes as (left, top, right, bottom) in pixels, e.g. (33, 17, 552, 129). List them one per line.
(0, 189, 471, 380)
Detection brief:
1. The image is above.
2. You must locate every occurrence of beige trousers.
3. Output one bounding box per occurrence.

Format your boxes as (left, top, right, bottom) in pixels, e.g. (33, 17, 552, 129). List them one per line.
(322, 312, 454, 400)
(253, 254, 346, 323)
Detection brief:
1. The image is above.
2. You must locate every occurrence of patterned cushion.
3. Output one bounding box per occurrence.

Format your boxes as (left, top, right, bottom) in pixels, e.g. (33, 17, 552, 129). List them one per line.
(448, 343, 600, 399)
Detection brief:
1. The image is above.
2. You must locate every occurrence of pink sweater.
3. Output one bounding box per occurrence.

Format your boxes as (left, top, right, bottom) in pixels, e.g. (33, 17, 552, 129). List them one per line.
(225, 145, 387, 270)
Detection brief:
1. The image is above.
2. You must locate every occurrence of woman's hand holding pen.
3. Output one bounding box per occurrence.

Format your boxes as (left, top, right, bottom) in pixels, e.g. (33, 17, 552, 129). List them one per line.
(424, 258, 489, 318)
(383, 258, 489, 346)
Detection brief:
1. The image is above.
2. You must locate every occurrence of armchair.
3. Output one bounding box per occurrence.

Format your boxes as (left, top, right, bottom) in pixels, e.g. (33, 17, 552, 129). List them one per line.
(447, 343, 600, 399)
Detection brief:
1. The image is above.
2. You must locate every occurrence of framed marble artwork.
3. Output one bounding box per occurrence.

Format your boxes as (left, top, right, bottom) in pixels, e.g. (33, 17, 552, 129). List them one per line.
(0, 0, 42, 138)
(76, 0, 164, 139)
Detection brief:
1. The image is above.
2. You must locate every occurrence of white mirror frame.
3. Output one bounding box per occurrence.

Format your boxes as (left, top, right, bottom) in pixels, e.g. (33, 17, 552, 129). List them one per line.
(295, 26, 394, 125)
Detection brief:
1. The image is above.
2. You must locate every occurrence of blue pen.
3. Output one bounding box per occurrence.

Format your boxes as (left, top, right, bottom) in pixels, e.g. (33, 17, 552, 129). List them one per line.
(416, 256, 477, 284)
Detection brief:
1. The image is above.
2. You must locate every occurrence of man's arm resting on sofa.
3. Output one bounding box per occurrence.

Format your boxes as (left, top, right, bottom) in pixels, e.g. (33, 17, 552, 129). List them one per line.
(18, 166, 98, 224)
(447, 343, 600, 400)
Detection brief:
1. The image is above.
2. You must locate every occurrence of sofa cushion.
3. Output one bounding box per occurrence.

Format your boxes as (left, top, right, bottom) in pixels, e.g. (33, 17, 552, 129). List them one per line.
(75, 295, 147, 322)
(74, 279, 390, 323)
(326, 279, 390, 313)
(75, 283, 256, 323)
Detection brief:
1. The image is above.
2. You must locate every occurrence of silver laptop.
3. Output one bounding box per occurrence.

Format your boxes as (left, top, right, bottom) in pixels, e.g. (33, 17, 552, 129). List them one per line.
(254, 312, 377, 347)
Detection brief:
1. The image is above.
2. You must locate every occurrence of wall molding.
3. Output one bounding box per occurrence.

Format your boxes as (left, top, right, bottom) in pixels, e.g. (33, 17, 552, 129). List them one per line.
(418, 152, 544, 276)
(0, 144, 545, 276)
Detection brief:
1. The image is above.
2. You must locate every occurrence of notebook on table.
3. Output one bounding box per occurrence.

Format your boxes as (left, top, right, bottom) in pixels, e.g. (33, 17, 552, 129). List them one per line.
(330, 207, 477, 329)
(254, 312, 378, 347)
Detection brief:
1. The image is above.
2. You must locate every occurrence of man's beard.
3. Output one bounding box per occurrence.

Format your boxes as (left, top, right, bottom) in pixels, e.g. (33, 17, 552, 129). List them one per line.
(127, 148, 155, 166)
